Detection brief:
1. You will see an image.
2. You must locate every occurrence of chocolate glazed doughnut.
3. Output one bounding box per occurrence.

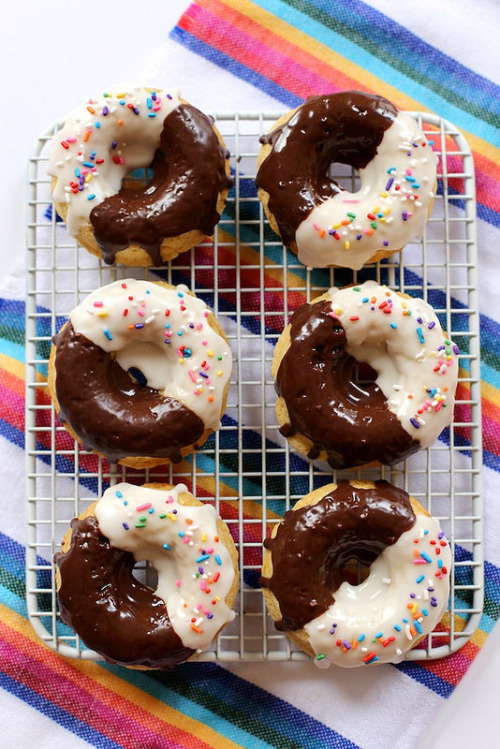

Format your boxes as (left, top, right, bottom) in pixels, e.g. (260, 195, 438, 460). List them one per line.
(47, 279, 233, 468)
(55, 482, 239, 670)
(261, 480, 452, 667)
(90, 103, 233, 266)
(47, 87, 232, 266)
(261, 480, 415, 632)
(56, 513, 195, 670)
(257, 93, 397, 249)
(274, 299, 417, 469)
(256, 91, 437, 270)
(52, 322, 205, 465)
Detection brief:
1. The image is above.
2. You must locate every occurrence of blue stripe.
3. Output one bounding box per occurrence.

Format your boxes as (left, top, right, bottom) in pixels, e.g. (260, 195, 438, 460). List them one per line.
(0, 338, 25, 364)
(0, 674, 121, 749)
(396, 660, 453, 698)
(107, 662, 362, 749)
(170, 25, 301, 108)
(246, 0, 500, 144)
(478, 202, 500, 229)
(484, 449, 500, 473)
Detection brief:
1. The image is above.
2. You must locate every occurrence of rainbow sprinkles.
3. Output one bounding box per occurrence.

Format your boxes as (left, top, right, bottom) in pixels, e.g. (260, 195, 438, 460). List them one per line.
(68, 278, 232, 430)
(94, 482, 237, 652)
(47, 87, 180, 238)
(296, 112, 438, 270)
(326, 281, 459, 447)
(306, 514, 452, 668)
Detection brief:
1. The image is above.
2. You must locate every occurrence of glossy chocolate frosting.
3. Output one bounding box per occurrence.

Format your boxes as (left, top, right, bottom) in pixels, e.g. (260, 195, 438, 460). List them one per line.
(261, 480, 416, 631)
(275, 300, 418, 468)
(256, 92, 398, 247)
(90, 103, 232, 265)
(53, 322, 205, 463)
(55, 515, 194, 669)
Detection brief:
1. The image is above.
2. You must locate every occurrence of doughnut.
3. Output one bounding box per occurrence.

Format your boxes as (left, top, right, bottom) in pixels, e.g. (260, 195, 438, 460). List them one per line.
(272, 280, 459, 469)
(48, 279, 232, 468)
(47, 85, 232, 266)
(261, 480, 451, 667)
(55, 482, 239, 670)
(256, 91, 438, 270)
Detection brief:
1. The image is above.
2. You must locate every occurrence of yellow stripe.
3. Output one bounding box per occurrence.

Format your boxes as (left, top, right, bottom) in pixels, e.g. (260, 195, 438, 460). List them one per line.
(470, 627, 488, 649)
(0, 603, 241, 748)
(215, 0, 499, 164)
(0, 353, 25, 381)
(482, 379, 500, 410)
(0, 352, 47, 384)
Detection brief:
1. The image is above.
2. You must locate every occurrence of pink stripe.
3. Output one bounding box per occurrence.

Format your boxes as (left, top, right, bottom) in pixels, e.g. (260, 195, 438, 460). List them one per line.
(476, 169, 500, 213)
(0, 383, 24, 417)
(183, 4, 341, 99)
(0, 638, 185, 748)
(422, 648, 474, 686)
(480, 414, 500, 457)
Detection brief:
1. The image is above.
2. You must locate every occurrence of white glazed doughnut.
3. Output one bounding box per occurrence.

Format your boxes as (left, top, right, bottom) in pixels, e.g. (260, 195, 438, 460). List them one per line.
(257, 92, 438, 270)
(261, 480, 452, 667)
(47, 85, 232, 266)
(48, 279, 232, 467)
(55, 482, 239, 669)
(273, 280, 459, 468)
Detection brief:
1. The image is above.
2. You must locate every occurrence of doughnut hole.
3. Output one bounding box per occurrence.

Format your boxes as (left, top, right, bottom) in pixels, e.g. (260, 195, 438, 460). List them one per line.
(354, 361, 378, 389)
(132, 560, 159, 591)
(323, 541, 380, 591)
(115, 340, 169, 391)
(128, 367, 148, 388)
(326, 161, 361, 195)
(122, 166, 155, 189)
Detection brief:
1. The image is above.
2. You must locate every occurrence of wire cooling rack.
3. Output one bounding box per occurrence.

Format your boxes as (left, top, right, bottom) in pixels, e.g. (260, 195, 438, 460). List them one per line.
(26, 111, 483, 664)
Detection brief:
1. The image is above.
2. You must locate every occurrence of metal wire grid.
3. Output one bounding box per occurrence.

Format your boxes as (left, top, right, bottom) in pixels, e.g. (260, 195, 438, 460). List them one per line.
(26, 111, 482, 664)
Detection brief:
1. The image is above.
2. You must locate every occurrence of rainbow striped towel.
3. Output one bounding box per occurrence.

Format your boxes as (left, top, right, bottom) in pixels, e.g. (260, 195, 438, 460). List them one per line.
(1, 1, 500, 747)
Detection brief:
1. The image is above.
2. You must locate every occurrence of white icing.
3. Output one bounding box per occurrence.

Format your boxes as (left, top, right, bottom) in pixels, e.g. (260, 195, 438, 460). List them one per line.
(295, 112, 438, 270)
(327, 281, 459, 447)
(69, 279, 232, 429)
(95, 482, 236, 651)
(47, 85, 180, 236)
(304, 514, 452, 667)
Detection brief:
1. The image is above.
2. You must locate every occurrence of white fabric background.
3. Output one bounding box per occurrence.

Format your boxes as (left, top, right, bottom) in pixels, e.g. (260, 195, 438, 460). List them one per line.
(2, 1, 499, 746)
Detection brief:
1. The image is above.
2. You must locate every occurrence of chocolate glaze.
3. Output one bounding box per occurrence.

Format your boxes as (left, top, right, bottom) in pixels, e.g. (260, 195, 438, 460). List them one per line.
(53, 322, 205, 463)
(55, 515, 194, 669)
(261, 480, 416, 631)
(90, 103, 233, 265)
(275, 300, 418, 468)
(256, 92, 398, 247)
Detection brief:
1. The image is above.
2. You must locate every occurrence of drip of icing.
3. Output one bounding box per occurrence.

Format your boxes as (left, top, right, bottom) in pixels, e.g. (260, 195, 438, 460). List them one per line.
(94, 483, 236, 651)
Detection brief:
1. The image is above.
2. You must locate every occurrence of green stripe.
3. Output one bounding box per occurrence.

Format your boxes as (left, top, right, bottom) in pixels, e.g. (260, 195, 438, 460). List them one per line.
(0, 567, 25, 599)
(0, 323, 50, 363)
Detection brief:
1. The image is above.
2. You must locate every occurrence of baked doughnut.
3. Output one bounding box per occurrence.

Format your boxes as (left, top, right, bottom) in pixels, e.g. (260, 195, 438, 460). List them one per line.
(48, 279, 232, 468)
(47, 85, 232, 266)
(55, 482, 239, 670)
(261, 480, 451, 667)
(273, 280, 459, 469)
(256, 92, 437, 270)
